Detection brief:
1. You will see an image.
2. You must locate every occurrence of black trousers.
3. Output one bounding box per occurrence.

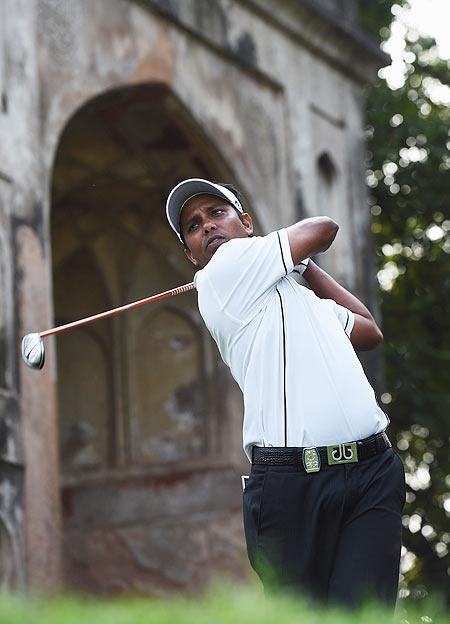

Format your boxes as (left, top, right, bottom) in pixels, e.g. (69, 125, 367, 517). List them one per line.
(243, 447, 405, 608)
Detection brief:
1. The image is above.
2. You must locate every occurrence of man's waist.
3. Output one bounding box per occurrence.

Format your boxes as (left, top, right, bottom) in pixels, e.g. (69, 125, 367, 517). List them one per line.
(252, 432, 391, 472)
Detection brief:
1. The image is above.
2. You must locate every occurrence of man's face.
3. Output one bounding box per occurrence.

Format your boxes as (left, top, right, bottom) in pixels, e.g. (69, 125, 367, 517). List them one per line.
(180, 194, 253, 269)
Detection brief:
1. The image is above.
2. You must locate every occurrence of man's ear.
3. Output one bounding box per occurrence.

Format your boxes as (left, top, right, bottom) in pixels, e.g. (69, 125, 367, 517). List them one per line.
(242, 212, 253, 236)
(183, 247, 198, 266)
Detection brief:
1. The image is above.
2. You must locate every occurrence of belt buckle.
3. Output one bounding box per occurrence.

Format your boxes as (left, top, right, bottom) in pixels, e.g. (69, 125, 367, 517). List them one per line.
(327, 442, 358, 465)
(302, 447, 321, 473)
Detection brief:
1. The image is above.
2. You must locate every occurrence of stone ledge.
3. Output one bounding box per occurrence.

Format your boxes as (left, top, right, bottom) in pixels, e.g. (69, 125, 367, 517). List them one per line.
(297, 0, 388, 63)
(240, 0, 389, 83)
(137, 0, 284, 92)
(62, 464, 243, 529)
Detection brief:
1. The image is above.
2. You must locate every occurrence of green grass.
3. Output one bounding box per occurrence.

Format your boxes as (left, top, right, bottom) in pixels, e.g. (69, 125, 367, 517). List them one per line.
(0, 583, 447, 624)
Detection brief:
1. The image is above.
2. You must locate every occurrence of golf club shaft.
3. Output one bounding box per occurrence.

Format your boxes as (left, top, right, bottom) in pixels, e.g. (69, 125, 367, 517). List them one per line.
(39, 282, 195, 338)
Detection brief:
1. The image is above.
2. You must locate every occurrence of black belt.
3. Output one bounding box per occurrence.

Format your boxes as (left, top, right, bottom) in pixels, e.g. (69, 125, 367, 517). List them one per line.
(252, 432, 391, 473)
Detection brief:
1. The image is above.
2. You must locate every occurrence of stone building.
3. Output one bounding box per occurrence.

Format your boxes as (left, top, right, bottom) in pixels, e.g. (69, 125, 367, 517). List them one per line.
(0, 0, 385, 595)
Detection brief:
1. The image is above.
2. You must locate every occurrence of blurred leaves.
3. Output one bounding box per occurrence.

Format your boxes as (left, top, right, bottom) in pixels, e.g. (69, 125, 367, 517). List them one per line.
(360, 0, 450, 606)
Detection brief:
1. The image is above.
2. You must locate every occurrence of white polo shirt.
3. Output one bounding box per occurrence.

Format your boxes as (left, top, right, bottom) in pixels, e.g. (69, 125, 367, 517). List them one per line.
(194, 229, 388, 462)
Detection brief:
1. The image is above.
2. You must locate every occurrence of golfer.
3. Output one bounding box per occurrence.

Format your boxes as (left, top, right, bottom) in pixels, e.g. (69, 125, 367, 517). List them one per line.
(166, 179, 405, 608)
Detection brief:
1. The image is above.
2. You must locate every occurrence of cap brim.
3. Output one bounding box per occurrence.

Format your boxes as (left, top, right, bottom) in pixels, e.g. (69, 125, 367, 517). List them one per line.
(166, 178, 243, 243)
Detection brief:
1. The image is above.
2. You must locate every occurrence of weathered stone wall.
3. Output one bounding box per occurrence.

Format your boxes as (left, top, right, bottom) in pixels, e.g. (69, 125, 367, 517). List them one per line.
(1, 0, 61, 590)
(62, 467, 247, 595)
(0, 0, 385, 594)
(0, 168, 24, 590)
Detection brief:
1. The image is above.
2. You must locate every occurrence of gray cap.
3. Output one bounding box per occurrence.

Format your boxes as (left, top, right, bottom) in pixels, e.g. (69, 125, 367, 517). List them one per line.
(166, 178, 243, 243)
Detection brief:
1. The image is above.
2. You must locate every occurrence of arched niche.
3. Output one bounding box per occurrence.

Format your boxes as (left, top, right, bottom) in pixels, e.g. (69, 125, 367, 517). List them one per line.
(317, 151, 338, 214)
(316, 150, 353, 285)
(51, 82, 246, 476)
(58, 326, 111, 472)
(317, 152, 337, 186)
(54, 247, 113, 473)
(130, 307, 206, 464)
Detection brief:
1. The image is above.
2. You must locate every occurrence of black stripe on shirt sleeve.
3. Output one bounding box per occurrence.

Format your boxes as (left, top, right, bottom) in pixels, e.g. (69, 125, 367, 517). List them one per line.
(344, 309, 350, 333)
(277, 231, 288, 275)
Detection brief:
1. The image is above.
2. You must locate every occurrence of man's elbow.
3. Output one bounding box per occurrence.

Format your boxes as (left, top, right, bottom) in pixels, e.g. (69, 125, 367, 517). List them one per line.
(371, 327, 384, 349)
(319, 217, 339, 252)
(357, 327, 384, 351)
(287, 216, 339, 263)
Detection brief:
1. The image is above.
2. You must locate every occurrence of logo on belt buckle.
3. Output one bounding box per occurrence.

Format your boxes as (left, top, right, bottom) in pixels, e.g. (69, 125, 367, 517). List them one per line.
(327, 442, 358, 465)
(302, 447, 321, 473)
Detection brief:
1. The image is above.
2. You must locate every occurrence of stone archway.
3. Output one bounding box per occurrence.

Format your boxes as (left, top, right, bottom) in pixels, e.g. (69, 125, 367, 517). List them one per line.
(51, 83, 250, 595)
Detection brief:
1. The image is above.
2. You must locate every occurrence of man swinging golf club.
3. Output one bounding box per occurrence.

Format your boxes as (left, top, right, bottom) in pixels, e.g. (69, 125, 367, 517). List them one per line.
(166, 178, 405, 608)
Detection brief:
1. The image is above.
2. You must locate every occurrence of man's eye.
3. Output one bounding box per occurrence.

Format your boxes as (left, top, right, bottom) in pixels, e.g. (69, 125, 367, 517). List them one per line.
(188, 223, 198, 232)
(212, 209, 224, 215)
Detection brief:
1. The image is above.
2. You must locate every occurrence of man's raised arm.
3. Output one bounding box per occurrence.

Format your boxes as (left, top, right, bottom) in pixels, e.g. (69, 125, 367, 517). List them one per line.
(286, 217, 339, 265)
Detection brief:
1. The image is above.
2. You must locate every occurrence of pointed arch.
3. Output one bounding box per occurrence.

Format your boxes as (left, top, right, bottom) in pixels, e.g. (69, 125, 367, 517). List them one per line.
(50, 82, 244, 476)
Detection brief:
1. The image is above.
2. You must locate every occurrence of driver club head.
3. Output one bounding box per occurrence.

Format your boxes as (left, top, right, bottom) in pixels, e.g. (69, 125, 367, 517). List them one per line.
(21, 333, 45, 370)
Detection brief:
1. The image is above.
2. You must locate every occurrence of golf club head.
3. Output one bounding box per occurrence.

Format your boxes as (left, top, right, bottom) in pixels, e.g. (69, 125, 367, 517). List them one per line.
(21, 333, 45, 370)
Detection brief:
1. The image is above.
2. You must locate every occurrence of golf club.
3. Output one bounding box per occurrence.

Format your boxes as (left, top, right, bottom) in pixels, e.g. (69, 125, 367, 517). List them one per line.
(21, 281, 195, 370)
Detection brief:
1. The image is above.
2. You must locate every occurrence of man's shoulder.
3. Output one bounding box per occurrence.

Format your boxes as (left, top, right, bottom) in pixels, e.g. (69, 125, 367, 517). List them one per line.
(214, 233, 265, 258)
(195, 229, 293, 326)
(198, 234, 269, 279)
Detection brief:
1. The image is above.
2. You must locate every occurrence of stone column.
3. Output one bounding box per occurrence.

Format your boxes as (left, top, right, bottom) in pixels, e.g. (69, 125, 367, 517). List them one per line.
(0, 0, 63, 591)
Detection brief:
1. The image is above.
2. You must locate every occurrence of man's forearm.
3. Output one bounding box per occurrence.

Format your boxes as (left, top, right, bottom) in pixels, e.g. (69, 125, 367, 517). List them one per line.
(303, 260, 374, 320)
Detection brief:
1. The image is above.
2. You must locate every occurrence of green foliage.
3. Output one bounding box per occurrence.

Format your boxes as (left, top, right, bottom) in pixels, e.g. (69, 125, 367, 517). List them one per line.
(0, 585, 447, 624)
(361, 0, 450, 606)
